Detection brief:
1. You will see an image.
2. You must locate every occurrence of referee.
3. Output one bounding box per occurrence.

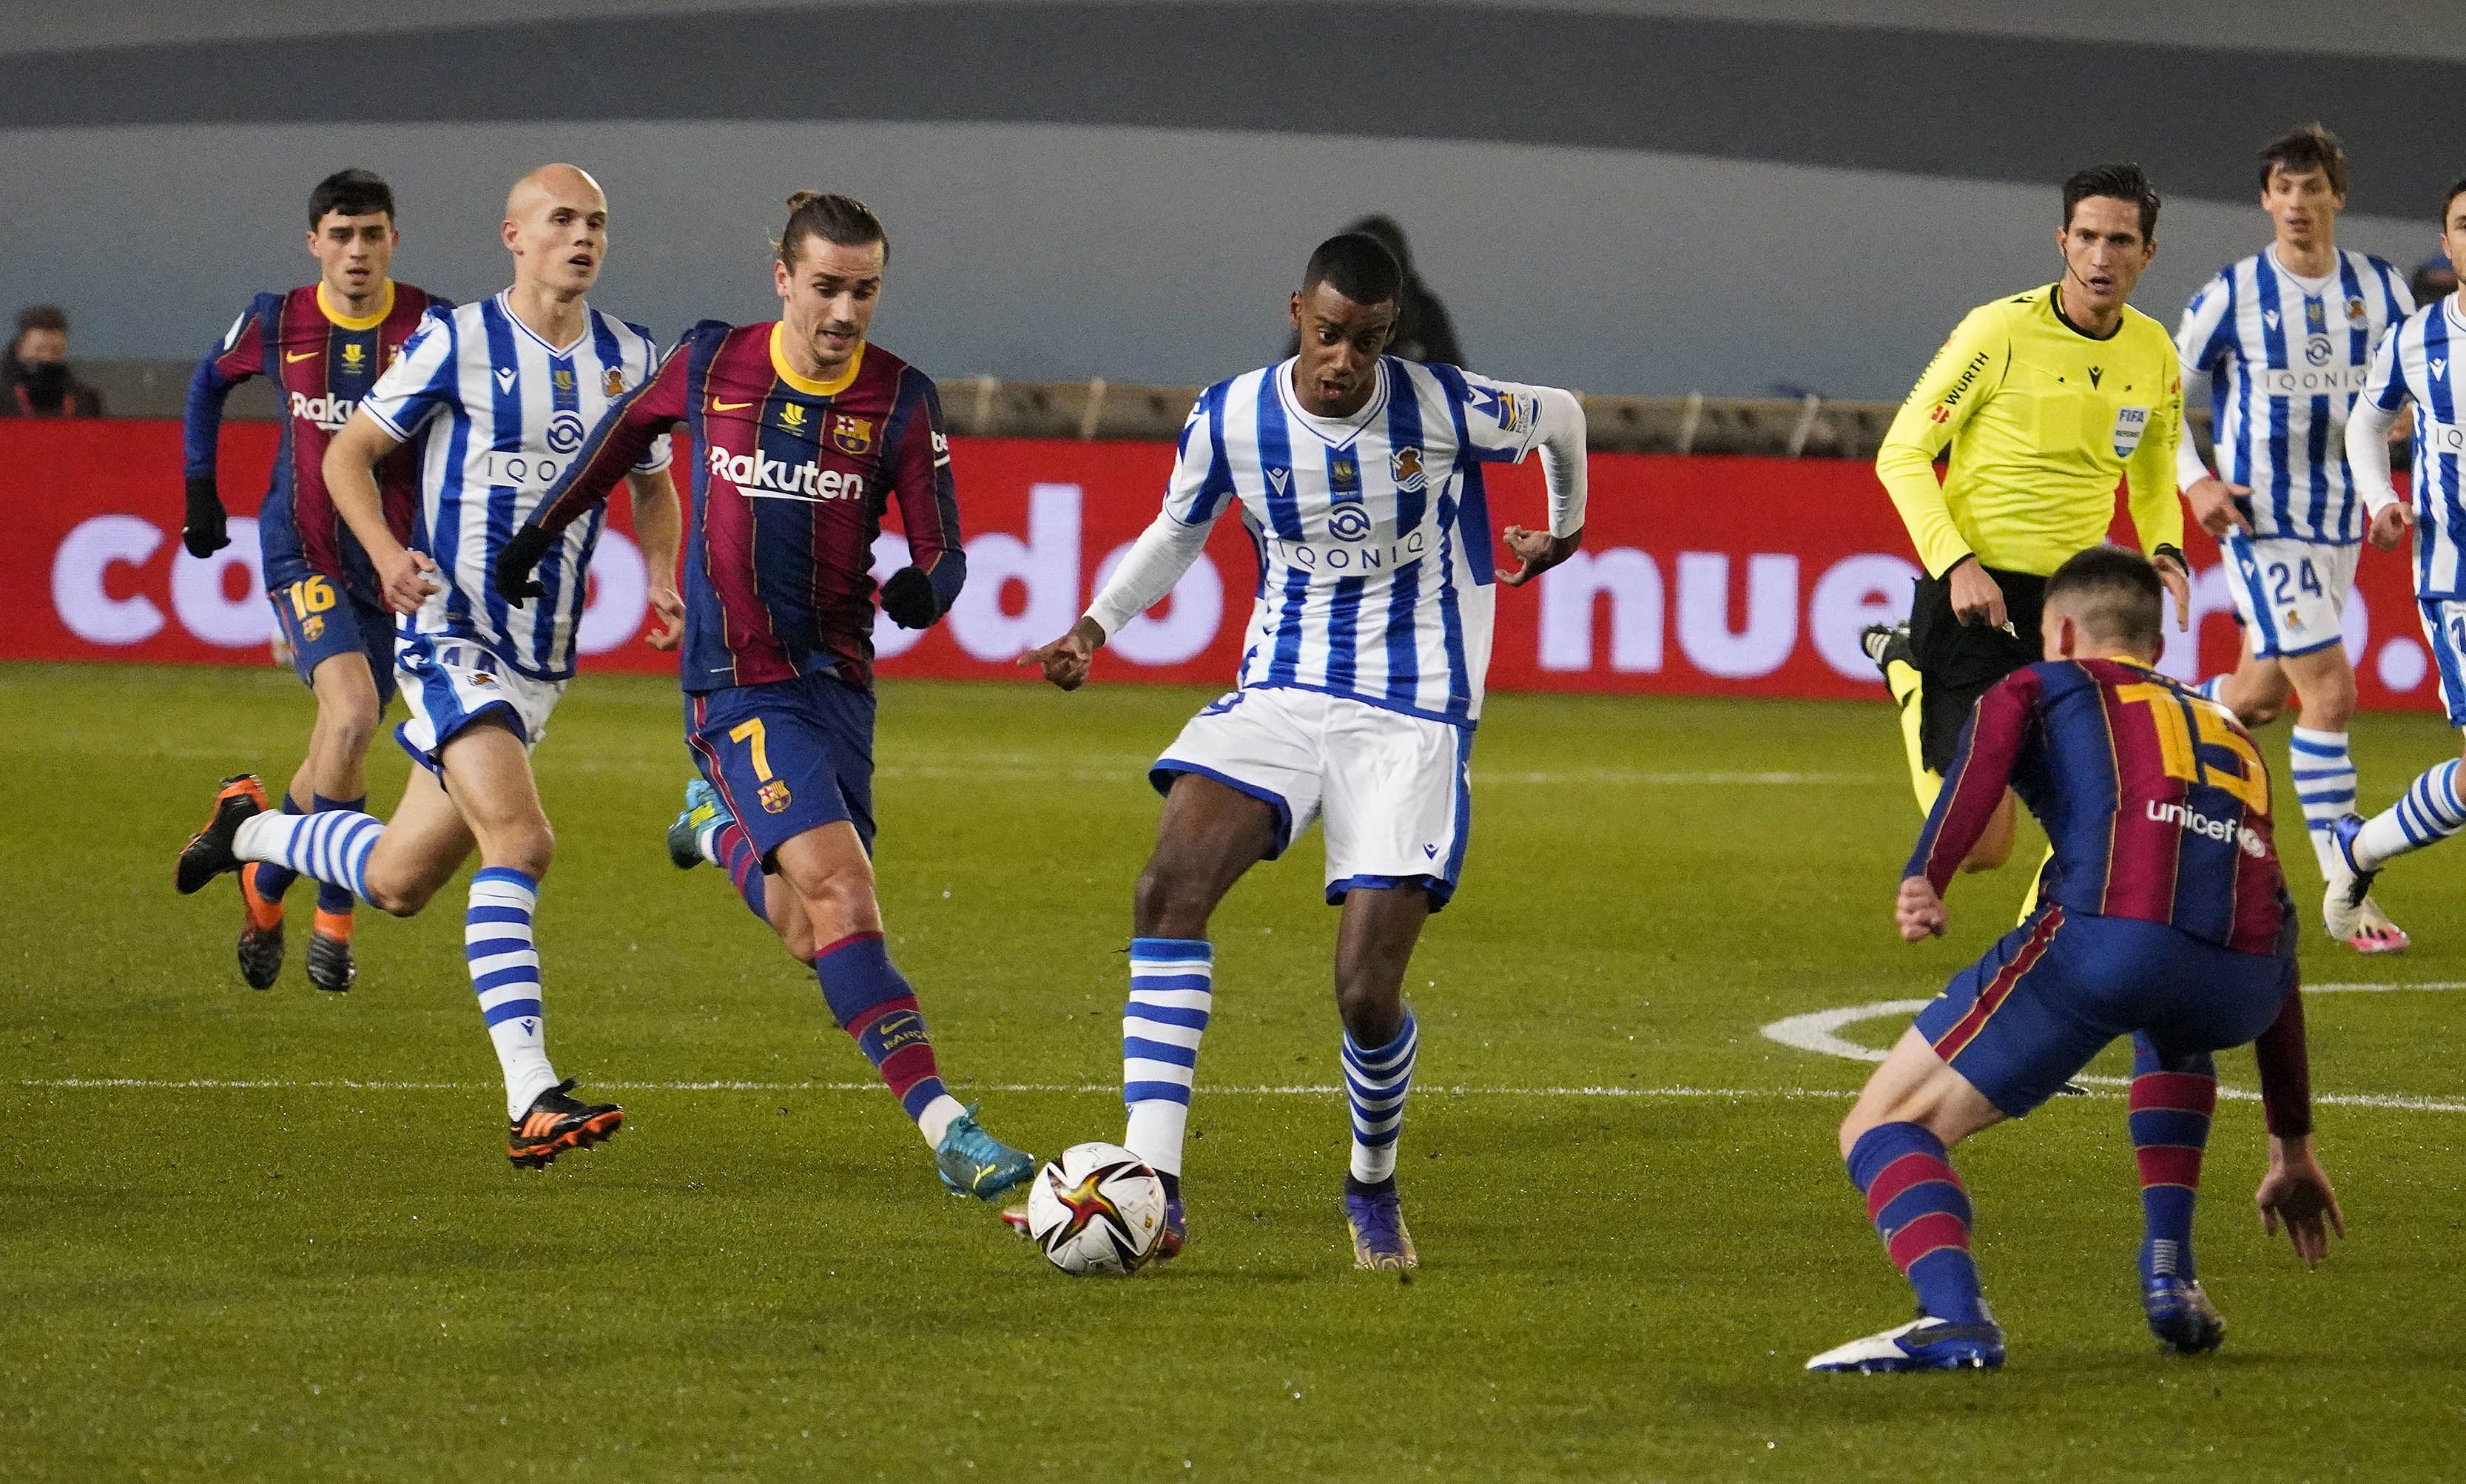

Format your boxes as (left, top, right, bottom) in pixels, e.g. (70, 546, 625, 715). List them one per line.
(1870, 162, 2192, 871)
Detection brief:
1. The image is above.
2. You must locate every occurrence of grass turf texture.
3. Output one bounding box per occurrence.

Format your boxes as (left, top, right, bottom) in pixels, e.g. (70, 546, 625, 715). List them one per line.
(4, 661, 2464, 1481)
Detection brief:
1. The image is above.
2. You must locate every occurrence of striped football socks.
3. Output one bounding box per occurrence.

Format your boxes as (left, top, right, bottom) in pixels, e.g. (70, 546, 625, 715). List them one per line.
(232, 806, 381, 907)
(814, 931, 965, 1148)
(1122, 937, 1213, 1180)
(467, 866, 557, 1119)
(1847, 1122, 1987, 1325)
(2129, 1037, 2217, 1284)
(1343, 1010, 1418, 1184)
(2352, 757, 2466, 871)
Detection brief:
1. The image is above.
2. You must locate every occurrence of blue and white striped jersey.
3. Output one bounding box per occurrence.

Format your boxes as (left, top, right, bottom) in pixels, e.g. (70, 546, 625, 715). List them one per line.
(2360, 294, 2466, 598)
(1164, 357, 1549, 724)
(2177, 246, 2412, 543)
(361, 291, 670, 681)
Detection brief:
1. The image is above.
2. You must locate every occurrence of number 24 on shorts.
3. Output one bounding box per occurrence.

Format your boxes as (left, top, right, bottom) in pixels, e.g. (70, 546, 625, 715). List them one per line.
(2266, 560, 2325, 605)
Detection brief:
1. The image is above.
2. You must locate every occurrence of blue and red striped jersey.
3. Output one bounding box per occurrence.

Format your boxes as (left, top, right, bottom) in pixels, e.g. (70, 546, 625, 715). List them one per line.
(529, 320, 963, 692)
(183, 280, 445, 597)
(1909, 657, 2291, 956)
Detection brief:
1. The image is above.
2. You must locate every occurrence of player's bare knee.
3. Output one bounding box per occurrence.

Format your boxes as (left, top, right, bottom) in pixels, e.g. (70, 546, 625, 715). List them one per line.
(1133, 860, 1215, 939)
(483, 821, 555, 880)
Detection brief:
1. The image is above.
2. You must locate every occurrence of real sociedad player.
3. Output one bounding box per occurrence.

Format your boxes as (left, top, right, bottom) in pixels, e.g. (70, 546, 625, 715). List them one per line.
(1811, 547, 2337, 1374)
(181, 169, 448, 994)
(1020, 233, 1589, 1269)
(2174, 125, 2414, 953)
(494, 192, 1037, 1204)
(2327, 175, 2466, 937)
(178, 164, 682, 1170)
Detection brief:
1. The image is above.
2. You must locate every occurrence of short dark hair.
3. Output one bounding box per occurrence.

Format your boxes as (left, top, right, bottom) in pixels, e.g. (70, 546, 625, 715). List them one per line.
(2063, 162, 2160, 240)
(778, 191, 888, 268)
(309, 169, 394, 227)
(15, 304, 66, 337)
(2441, 175, 2466, 225)
(2046, 544, 2164, 655)
(2257, 124, 2348, 197)
(1300, 232, 1401, 308)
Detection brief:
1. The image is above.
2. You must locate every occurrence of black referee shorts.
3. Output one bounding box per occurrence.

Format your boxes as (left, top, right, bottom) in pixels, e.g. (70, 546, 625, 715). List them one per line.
(1907, 563, 2048, 773)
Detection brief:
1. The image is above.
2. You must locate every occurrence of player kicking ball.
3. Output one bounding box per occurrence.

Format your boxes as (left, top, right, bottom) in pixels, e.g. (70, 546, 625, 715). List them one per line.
(1021, 233, 1589, 1269)
(181, 169, 450, 993)
(493, 192, 1037, 1204)
(1810, 547, 2338, 1374)
(177, 164, 681, 1170)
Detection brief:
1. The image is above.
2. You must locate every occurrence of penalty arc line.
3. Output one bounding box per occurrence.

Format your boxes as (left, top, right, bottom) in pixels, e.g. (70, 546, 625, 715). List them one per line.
(1757, 985, 2466, 1114)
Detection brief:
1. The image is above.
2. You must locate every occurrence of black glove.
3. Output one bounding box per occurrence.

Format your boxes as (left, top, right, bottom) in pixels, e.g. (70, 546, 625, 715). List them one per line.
(182, 475, 229, 558)
(879, 565, 941, 629)
(493, 525, 552, 605)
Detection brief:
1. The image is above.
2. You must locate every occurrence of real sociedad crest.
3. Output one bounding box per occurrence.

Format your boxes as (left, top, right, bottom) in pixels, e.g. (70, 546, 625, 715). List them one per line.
(604, 367, 627, 397)
(1389, 445, 1426, 491)
(831, 414, 875, 456)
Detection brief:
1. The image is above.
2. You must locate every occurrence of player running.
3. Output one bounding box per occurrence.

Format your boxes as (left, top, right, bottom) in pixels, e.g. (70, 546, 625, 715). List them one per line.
(1811, 547, 2337, 1374)
(1867, 163, 2191, 873)
(2174, 125, 2414, 954)
(177, 164, 681, 1170)
(1020, 233, 1589, 1269)
(493, 191, 1037, 1204)
(2325, 175, 2466, 936)
(180, 169, 448, 994)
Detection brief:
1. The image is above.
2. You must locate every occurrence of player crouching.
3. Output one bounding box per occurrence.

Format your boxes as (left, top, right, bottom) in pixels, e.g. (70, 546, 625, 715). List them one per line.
(1810, 547, 2339, 1374)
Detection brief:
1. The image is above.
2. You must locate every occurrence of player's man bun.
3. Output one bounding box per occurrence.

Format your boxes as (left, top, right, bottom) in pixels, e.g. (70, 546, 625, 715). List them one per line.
(2257, 123, 2348, 198)
(778, 191, 889, 267)
(309, 168, 394, 228)
(2045, 544, 2164, 656)
(1301, 232, 1403, 309)
(2061, 161, 2160, 240)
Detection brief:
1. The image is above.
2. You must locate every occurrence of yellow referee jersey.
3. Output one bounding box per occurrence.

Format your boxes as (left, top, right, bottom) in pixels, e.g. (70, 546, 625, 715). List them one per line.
(1878, 283, 2183, 579)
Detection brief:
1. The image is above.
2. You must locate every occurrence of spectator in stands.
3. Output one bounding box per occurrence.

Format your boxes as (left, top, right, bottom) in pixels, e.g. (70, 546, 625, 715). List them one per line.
(2, 305, 105, 416)
(1284, 215, 1466, 368)
(2411, 254, 2456, 308)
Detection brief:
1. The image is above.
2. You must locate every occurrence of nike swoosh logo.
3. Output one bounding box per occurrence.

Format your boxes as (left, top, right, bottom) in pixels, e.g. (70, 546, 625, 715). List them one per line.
(713, 399, 753, 411)
(286, 350, 317, 363)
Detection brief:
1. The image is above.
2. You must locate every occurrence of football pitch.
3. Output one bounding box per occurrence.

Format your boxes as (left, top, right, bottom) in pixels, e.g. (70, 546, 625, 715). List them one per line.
(5, 661, 2463, 1481)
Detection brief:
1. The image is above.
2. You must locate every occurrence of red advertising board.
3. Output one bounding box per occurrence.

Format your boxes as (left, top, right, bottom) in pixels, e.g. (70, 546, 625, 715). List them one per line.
(2, 419, 2439, 709)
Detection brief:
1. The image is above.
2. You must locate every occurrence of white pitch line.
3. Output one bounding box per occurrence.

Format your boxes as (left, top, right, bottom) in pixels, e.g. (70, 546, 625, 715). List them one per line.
(1759, 989, 2466, 1112)
(11, 1077, 1855, 1100)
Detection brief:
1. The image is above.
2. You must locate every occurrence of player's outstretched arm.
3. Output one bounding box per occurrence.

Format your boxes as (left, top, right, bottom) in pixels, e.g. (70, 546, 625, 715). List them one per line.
(2250, 984, 2341, 1267)
(180, 303, 271, 558)
(323, 411, 435, 615)
(1492, 383, 1587, 587)
(1025, 503, 1216, 689)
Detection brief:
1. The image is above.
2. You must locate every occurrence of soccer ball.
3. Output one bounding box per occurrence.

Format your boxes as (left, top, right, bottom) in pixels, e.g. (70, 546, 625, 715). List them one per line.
(1025, 1141, 1167, 1276)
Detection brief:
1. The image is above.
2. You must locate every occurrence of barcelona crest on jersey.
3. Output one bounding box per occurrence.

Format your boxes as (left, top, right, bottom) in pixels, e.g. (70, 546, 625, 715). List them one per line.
(831, 414, 875, 456)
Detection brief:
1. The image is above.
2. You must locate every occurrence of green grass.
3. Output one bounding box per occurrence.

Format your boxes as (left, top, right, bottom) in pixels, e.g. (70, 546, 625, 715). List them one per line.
(4, 661, 2465, 1480)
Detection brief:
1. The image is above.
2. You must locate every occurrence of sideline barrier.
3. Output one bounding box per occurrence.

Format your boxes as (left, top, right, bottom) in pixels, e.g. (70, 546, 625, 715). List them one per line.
(3, 419, 2437, 709)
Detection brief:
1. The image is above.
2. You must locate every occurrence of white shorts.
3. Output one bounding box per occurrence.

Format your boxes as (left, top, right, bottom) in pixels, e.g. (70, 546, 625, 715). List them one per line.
(394, 633, 567, 776)
(2220, 533, 2359, 660)
(1151, 687, 1473, 909)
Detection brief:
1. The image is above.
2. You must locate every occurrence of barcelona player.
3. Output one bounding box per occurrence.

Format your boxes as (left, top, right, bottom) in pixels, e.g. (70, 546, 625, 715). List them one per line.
(494, 192, 1037, 1204)
(178, 165, 676, 1170)
(180, 169, 448, 994)
(1810, 547, 2339, 1374)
